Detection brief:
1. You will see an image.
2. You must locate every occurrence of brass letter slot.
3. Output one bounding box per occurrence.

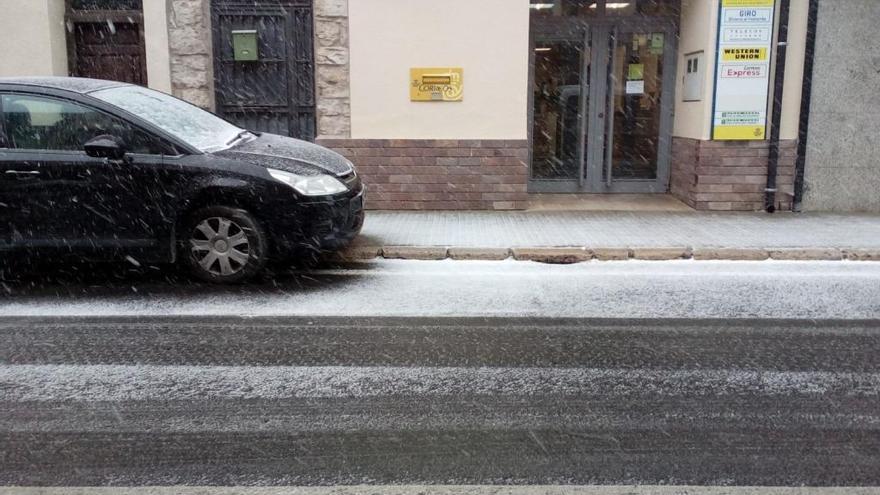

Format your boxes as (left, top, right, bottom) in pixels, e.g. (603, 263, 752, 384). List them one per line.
(410, 67, 464, 102)
(421, 75, 453, 85)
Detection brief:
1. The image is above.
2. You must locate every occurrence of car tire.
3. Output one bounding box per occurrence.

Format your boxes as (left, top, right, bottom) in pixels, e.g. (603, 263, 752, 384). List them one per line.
(181, 206, 268, 284)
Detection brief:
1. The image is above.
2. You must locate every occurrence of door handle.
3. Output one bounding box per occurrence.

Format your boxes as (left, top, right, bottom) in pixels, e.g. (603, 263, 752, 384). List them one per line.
(5, 170, 40, 175)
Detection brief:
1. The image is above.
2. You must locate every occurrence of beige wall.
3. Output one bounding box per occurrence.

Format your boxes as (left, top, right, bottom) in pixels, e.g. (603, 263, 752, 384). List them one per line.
(779, 0, 809, 140)
(144, 0, 173, 93)
(0, 0, 173, 92)
(348, 0, 530, 140)
(0, 0, 68, 77)
(673, 0, 718, 140)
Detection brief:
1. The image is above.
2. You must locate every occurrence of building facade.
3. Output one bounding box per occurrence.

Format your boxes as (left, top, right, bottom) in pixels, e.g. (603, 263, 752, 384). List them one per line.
(1, 0, 877, 212)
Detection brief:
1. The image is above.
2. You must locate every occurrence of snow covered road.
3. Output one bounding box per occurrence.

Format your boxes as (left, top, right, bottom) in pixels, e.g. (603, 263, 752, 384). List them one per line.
(2, 317, 880, 486)
(2, 259, 879, 318)
(2, 260, 879, 486)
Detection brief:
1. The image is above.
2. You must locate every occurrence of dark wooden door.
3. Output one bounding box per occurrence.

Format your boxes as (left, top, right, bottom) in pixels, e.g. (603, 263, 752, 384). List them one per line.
(70, 20, 147, 85)
(212, 0, 316, 141)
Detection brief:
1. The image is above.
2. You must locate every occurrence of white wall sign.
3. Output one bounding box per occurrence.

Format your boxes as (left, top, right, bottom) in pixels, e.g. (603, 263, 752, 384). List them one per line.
(712, 0, 776, 140)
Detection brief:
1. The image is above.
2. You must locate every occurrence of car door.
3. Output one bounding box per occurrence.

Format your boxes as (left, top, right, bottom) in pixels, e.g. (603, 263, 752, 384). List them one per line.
(0, 93, 81, 247)
(0, 91, 180, 254)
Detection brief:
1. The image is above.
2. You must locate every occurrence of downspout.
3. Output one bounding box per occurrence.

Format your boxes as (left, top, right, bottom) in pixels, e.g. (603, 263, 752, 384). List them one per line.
(793, 0, 820, 211)
(764, 0, 791, 213)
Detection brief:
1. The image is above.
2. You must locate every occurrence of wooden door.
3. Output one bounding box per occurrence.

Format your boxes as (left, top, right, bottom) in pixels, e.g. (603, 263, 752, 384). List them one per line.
(70, 19, 147, 85)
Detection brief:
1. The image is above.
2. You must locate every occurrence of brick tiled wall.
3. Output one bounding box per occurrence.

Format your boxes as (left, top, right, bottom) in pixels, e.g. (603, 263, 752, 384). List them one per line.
(670, 137, 797, 211)
(317, 139, 529, 210)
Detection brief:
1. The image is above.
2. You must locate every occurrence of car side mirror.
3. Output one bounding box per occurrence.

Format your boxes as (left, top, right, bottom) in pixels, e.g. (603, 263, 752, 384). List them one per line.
(84, 135, 128, 161)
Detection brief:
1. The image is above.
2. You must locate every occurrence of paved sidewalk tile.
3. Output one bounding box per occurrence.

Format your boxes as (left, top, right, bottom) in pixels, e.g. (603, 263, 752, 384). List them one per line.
(356, 211, 880, 250)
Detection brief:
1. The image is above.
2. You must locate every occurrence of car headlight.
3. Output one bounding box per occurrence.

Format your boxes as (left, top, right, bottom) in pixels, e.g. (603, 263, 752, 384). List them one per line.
(268, 169, 348, 196)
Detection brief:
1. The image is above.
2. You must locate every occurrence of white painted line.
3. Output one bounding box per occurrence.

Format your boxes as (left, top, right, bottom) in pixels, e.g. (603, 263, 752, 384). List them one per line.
(2, 365, 879, 402)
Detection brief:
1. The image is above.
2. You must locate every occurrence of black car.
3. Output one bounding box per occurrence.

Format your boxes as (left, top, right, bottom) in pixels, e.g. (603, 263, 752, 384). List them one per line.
(0, 77, 364, 283)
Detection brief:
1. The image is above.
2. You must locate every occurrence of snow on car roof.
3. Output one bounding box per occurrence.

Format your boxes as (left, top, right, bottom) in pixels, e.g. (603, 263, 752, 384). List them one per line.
(0, 76, 129, 94)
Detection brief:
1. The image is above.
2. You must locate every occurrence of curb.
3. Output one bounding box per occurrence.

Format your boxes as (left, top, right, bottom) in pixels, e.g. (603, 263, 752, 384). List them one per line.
(511, 247, 592, 264)
(693, 247, 770, 261)
(332, 246, 880, 263)
(448, 247, 511, 261)
(380, 246, 447, 260)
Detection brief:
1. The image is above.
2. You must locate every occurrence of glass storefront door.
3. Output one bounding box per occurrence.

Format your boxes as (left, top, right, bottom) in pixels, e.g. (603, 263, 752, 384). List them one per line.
(529, 17, 677, 193)
(531, 33, 591, 185)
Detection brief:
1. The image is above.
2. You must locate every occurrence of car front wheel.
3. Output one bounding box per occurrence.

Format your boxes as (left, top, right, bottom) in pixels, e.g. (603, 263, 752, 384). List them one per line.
(182, 206, 268, 284)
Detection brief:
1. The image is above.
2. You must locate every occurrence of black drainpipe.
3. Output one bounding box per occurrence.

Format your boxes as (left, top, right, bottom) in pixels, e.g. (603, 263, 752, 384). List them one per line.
(765, 0, 791, 213)
(793, 0, 820, 211)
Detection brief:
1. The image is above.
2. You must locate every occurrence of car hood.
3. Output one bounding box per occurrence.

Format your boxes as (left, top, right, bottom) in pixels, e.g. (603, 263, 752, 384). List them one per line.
(212, 133, 353, 177)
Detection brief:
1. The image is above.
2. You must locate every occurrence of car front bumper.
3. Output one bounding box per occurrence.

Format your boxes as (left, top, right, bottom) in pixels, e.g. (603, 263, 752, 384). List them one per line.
(270, 188, 365, 257)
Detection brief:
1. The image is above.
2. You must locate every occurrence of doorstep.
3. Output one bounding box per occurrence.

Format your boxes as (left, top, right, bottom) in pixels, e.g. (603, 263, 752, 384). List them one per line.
(331, 210, 880, 263)
(527, 193, 694, 212)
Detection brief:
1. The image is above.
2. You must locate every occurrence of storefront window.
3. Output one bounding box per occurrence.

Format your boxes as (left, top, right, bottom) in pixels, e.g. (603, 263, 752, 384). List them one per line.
(605, 30, 665, 180)
(605, 0, 680, 16)
(530, 0, 600, 18)
(532, 40, 589, 180)
(530, 0, 679, 18)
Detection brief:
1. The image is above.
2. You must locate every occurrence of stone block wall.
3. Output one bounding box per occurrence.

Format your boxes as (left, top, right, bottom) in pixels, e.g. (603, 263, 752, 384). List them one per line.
(314, 0, 351, 138)
(671, 137, 797, 211)
(167, 0, 214, 109)
(164, 0, 350, 129)
(318, 139, 529, 210)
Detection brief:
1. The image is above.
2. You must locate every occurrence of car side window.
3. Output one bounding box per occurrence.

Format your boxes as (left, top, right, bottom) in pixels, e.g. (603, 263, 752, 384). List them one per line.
(0, 93, 176, 155)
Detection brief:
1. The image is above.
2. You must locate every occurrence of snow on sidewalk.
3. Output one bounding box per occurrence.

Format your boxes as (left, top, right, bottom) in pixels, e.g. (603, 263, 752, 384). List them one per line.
(355, 211, 880, 249)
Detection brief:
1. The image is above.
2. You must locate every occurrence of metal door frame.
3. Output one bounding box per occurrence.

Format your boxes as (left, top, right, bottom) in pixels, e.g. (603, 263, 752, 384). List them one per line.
(527, 24, 591, 193)
(211, 0, 316, 140)
(589, 20, 678, 193)
(528, 17, 678, 194)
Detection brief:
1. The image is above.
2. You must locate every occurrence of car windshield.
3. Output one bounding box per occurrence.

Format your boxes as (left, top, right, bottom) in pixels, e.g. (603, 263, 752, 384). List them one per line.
(90, 85, 243, 152)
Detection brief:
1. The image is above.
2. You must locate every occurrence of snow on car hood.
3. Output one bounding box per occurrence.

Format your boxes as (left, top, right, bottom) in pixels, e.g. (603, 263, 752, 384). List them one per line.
(213, 133, 353, 177)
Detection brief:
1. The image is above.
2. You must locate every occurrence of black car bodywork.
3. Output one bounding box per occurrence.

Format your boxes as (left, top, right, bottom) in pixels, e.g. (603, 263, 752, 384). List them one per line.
(0, 77, 364, 266)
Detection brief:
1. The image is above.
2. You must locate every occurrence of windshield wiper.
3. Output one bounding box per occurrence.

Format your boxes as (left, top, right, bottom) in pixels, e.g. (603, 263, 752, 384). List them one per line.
(226, 130, 253, 146)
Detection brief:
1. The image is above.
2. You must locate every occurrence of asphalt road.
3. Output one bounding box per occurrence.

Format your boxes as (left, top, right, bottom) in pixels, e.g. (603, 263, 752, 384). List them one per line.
(1, 316, 879, 487)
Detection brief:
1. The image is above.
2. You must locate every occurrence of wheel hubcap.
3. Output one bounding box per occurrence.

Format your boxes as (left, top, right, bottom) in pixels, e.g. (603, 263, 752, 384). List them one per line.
(190, 217, 251, 276)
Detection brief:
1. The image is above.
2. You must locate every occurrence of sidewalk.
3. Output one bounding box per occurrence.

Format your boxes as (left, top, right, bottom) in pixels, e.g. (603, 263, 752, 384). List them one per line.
(339, 211, 880, 262)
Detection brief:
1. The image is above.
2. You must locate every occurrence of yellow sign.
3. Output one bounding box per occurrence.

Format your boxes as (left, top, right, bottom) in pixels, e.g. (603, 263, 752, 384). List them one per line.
(721, 47, 768, 61)
(627, 64, 644, 80)
(714, 0, 775, 141)
(410, 68, 463, 102)
(713, 125, 766, 140)
(722, 0, 774, 6)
